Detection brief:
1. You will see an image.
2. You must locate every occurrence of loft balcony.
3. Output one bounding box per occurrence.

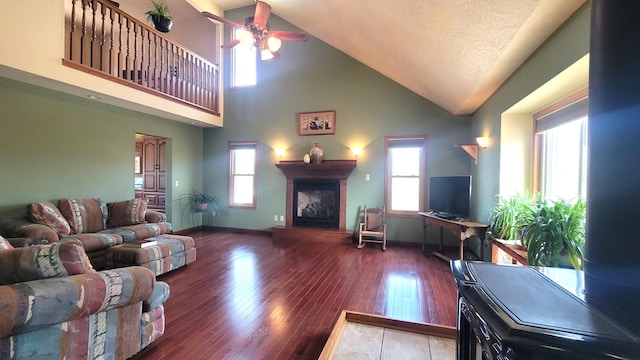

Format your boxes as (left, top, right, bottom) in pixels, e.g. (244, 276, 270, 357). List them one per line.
(0, 0, 224, 127)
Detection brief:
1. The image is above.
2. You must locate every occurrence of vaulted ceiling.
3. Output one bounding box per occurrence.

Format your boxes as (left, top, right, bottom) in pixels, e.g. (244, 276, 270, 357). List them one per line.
(171, 0, 586, 115)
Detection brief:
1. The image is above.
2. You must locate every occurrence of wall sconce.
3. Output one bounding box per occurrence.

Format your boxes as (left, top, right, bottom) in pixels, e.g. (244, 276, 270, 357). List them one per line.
(275, 149, 285, 158)
(476, 136, 489, 149)
(351, 147, 362, 157)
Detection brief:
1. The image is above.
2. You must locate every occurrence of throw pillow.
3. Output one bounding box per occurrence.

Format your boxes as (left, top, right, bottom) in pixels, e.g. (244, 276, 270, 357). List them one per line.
(108, 198, 149, 227)
(27, 201, 72, 237)
(0, 235, 14, 250)
(58, 198, 108, 234)
(0, 240, 95, 285)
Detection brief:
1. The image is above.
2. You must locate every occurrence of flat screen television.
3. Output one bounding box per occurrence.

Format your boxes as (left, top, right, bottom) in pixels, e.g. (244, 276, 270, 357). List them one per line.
(428, 176, 471, 220)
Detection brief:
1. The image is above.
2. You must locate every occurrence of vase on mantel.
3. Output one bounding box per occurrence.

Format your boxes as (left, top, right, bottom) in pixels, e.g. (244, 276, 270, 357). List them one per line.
(309, 143, 323, 164)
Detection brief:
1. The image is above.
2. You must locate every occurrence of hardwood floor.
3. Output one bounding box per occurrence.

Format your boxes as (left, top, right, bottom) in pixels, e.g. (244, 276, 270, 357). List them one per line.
(132, 229, 458, 360)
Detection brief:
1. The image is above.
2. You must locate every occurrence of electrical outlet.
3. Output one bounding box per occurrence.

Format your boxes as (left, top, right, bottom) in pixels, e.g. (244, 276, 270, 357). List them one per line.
(279, 215, 284, 222)
(274, 215, 278, 221)
(175, 180, 179, 187)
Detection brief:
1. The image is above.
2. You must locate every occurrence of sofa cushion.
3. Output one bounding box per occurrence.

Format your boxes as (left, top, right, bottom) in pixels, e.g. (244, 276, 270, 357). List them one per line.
(27, 201, 72, 237)
(61, 233, 123, 253)
(99, 222, 172, 242)
(0, 240, 94, 285)
(58, 198, 108, 234)
(108, 198, 149, 227)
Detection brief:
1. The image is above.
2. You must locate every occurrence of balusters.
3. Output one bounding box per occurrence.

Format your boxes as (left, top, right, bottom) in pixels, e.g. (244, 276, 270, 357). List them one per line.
(69, 0, 77, 60)
(108, 8, 115, 75)
(117, 13, 123, 80)
(65, 0, 219, 113)
(152, 33, 158, 90)
(99, 3, 107, 71)
(80, 0, 87, 65)
(132, 22, 138, 83)
(125, 18, 131, 81)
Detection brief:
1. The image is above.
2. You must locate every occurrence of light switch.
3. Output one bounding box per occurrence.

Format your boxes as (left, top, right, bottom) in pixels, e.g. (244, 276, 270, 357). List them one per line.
(365, 174, 370, 181)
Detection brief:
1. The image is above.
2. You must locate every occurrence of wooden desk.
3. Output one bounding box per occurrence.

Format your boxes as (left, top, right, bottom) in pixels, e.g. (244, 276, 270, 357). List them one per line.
(418, 212, 489, 261)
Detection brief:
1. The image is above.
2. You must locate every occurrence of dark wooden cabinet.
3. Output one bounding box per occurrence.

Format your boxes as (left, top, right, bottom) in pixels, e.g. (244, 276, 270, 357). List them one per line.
(141, 137, 166, 212)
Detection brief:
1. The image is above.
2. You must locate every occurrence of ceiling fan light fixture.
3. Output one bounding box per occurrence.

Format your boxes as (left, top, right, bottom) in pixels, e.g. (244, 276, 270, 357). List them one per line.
(237, 29, 254, 48)
(261, 48, 275, 61)
(267, 36, 282, 52)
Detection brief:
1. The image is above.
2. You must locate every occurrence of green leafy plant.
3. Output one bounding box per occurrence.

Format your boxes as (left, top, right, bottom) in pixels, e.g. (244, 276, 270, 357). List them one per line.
(521, 198, 586, 270)
(145, 0, 172, 22)
(178, 188, 228, 226)
(489, 191, 538, 240)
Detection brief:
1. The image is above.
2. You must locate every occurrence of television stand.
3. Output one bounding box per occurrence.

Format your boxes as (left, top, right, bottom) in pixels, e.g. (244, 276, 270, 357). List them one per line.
(418, 212, 489, 261)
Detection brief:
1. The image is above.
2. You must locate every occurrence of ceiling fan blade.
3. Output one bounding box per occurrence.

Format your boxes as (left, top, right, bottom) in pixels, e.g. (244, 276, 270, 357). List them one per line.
(253, 1, 271, 28)
(221, 39, 241, 49)
(201, 11, 244, 29)
(271, 30, 309, 42)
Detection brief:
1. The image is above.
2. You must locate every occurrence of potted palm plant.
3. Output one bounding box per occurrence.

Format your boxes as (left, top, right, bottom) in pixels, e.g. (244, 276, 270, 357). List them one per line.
(521, 198, 586, 270)
(145, 0, 173, 33)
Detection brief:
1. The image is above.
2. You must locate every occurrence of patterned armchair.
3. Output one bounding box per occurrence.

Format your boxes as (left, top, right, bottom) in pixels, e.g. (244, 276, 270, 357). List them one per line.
(0, 235, 169, 359)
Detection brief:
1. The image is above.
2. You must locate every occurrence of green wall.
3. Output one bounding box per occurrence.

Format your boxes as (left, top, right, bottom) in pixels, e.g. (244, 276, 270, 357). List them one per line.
(471, 2, 591, 223)
(0, 77, 204, 231)
(0, 4, 590, 246)
(203, 7, 474, 245)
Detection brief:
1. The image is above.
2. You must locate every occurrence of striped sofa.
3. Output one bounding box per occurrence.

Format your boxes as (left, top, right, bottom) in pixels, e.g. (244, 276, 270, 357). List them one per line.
(0, 236, 169, 360)
(0, 198, 175, 270)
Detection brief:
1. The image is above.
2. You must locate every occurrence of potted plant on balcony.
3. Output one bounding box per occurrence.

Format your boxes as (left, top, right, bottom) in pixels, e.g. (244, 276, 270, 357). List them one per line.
(145, 0, 173, 33)
(521, 198, 586, 270)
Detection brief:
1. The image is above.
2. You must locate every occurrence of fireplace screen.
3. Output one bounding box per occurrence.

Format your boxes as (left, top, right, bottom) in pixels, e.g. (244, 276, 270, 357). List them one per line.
(293, 179, 339, 229)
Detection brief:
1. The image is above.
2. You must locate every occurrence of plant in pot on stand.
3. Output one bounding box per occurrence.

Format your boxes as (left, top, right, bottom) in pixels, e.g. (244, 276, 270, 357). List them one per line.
(489, 191, 538, 242)
(488, 191, 538, 265)
(521, 198, 586, 270)
(180, 188, 228, 226)
(145, 0, 173, 33)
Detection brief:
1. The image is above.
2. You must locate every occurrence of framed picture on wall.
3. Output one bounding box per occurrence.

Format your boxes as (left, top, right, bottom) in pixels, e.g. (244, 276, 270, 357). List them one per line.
(297, 110, 336, 136)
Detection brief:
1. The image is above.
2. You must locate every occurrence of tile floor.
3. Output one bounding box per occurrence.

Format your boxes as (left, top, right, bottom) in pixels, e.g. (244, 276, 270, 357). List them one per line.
(332, 322, 455, 359)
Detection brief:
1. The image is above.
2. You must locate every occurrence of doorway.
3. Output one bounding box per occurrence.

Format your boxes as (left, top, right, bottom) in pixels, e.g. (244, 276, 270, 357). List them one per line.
(135, 133, 167, 212)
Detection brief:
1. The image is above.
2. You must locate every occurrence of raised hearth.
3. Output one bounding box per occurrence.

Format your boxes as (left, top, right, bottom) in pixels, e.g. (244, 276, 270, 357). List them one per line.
(274, 160, 356, 242)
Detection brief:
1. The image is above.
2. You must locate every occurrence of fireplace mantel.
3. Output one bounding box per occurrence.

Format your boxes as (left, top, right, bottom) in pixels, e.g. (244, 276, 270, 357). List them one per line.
(274, 160, 357, 241)
(275, 160, 357, 180)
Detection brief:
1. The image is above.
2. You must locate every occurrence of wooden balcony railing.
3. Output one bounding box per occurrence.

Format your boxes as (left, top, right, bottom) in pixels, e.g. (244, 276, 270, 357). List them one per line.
(63, 0, 220, 115)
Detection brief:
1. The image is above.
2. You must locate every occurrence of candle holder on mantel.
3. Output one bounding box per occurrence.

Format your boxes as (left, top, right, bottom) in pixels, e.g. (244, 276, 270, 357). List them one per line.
(309, 143, 323, 164)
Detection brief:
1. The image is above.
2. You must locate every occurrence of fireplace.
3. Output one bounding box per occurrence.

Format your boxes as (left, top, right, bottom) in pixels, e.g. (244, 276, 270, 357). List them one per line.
(293, 179, 340, 229)
(274, 160, 357, 242)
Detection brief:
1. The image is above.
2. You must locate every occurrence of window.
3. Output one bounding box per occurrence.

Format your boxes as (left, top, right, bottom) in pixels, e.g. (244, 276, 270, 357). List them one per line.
(229, 141, 257, 208)
(230, 28, 256, 88)
(534, 93, 588, 201)
(385, 136, 428, 216)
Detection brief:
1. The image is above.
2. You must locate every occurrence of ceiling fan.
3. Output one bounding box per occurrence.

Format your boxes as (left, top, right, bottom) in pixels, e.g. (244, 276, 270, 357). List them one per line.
(202, 1, 309, 61)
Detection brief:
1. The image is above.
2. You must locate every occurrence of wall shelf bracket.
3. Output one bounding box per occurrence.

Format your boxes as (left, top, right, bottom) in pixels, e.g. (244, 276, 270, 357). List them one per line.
(456, 144, 478, 165)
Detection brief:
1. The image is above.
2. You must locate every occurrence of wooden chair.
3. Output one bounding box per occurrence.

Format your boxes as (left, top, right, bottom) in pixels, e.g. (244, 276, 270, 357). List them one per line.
(357, 205, 387, 251)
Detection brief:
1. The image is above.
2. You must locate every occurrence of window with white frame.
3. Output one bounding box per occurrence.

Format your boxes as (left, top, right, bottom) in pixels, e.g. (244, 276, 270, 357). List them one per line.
(385, 136, 428, 216)
(230, 28, 256, 88)
(229, 141, 257, 208)
(535, 95, 588, 201)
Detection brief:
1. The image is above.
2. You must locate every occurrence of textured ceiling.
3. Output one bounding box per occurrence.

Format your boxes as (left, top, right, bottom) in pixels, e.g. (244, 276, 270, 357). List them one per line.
(172, 0, 585, 115)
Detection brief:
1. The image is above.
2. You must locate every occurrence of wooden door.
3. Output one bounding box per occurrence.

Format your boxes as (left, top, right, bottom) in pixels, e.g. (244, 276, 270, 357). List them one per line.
(140, 137, 167, 212)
